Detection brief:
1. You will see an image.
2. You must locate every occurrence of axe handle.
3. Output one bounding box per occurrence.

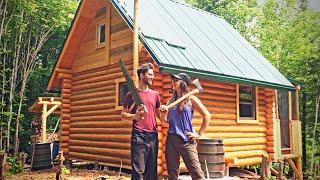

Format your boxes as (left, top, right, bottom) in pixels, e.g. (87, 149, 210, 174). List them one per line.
(166, 89, 200, 110)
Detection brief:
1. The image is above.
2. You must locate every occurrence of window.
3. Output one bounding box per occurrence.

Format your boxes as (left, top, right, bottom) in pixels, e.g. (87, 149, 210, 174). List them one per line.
(237, 84, 259, 123)
(119, 82, 129, 106)
(97, 24, 106, 45)
(115, 78, 128, 110)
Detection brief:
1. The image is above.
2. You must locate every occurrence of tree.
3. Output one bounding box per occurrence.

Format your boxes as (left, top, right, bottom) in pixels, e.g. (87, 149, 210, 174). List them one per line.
(0, 0, 77, 154)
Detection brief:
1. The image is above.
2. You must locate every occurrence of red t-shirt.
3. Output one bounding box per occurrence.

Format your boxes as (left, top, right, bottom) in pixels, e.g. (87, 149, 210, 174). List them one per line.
(124, 89, 160, 132)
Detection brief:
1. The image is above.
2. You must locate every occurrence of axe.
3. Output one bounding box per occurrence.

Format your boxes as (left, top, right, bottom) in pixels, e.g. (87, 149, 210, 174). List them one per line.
(166, 79, 203, 110)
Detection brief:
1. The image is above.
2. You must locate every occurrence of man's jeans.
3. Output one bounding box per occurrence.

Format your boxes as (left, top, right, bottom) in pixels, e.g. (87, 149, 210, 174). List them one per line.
(131, 129, 158, 180)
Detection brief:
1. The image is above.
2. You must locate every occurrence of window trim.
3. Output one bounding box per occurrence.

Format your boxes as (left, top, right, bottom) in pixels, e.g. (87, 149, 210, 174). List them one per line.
(114, 77, 126, 110)
(236, 84, 259, 124)
(96, 23, 106, 48)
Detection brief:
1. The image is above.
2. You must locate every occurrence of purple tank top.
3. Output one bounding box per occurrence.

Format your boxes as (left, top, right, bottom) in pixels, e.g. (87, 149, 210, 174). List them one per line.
(167, 105, 194, 142)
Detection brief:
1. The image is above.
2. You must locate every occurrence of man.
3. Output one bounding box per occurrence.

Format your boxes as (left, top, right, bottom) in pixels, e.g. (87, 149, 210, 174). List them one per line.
(121, 62, 161, 180)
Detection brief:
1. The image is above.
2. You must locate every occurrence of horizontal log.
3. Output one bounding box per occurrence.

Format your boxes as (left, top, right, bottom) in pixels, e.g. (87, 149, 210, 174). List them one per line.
(69, 139, 131, 150)
(71, 90, 115, 101)
(232, 157, 262, 166)
(69, 151, 131, 166)
(223, 137, 266, 146)
(199, 80, 235, 91)
(61, 109, 71, 114)
(62, 114, 70, 119)
(60, 143, 68, 148)
(224, 145, 266, 152)
(58, 73, 72, 79)
(198, 94, 236, 102)
(61, 99, 71, 104)
(204, 100, 236, 108)
(62, 104, 71, 109)
(205, 126, 266, 133)
(207, 107, 236, 114)
(72, 62, 132, 81)
(62, 82, 72, 89)
(61, 124, 70, 131)
(63, 78, 71, 84)
(70, 121, 132, 128)
(193, 119, 237, 126)
(71, 103, 115, 112)
(266, 147, 275, 153)
(62, 93, 71, 99)
(203, 132, 265, 139)
(70, 134, 131, 143)
(61, 136, 69, 143)
(266, 141, 275, 147)
(61, 119, 70, 123)
(70, 115, 122, 122)
(61, 131, 69, 136)
(72, 73, 123, 89)
(62, 88, 71, 94)
(225, 150, 268, 159)
(69, 127, 131, 134)
(72, 80, 116, 92)
(71, 96, 114, 106)
(266, 128, 273, 136)
(71, 109, 120, 117)
(56, 68, 72, 74)
(70, 146, 130, 159)
(71, 85, 115, 96)
(266, 136, 274, 141)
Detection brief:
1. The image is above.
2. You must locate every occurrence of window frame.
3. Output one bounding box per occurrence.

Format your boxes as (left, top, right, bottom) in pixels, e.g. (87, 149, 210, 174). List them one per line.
(236, 84, 259, 124)
(115, 77, 127, 110)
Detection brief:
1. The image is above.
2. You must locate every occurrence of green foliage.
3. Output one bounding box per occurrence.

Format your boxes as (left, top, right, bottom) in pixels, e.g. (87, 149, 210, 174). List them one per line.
(6, 156, 23, 174)
(61, 166, 71, 175)
(0, 0, 78, 153)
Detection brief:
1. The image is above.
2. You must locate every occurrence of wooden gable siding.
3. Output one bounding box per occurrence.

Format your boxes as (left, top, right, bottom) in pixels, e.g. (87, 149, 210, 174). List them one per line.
(72, 2, 133, 73)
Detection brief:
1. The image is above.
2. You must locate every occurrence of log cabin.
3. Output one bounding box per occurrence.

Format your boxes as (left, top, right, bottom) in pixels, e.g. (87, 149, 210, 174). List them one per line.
(44, 0, 303, 177)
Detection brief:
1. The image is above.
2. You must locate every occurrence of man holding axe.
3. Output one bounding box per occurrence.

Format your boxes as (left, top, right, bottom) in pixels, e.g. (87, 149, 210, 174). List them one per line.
(120, 61, 162, 180)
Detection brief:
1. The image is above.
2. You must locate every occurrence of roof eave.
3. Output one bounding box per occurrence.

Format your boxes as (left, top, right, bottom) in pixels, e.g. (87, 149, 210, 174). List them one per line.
(160, 64, 295, 91)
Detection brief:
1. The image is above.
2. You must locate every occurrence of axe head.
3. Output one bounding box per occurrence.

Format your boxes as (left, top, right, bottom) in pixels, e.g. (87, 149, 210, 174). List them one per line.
(192, 79, 203, 92)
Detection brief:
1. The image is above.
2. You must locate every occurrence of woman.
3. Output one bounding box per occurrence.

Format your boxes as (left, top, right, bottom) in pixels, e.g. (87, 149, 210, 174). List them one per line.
(160, 73, 211, 180)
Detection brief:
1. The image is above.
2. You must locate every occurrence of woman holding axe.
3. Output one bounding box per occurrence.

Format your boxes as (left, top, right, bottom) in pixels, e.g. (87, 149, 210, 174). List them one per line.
(160, 73, 211, 180)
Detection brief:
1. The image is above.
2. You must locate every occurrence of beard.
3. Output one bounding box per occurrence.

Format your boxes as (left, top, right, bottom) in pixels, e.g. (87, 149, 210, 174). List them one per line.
(143, 77, 153, 86)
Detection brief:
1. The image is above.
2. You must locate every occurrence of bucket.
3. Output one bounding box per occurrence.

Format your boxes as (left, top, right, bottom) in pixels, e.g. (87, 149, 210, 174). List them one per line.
(31, 143, 52, 170)
(197, 138, 225, 178)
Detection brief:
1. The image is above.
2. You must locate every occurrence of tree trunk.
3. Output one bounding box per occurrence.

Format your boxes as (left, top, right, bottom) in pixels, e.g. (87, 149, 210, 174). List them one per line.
(0, 0, 8, 44)
(13, 80, 26, 156)
(7, 11, 24, 153)
(310, 95, 320, 174)
(0, 43, 6, 151)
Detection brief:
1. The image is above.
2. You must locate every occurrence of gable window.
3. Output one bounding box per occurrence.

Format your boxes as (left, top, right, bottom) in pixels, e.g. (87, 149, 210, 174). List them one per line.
(236, 84, 259, 123)
(97, 24, 106, 45)
(115, 78, 129, 110)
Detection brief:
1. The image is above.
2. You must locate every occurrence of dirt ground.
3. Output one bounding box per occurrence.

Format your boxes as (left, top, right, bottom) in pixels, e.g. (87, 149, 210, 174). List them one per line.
(6, 168, 131, 180)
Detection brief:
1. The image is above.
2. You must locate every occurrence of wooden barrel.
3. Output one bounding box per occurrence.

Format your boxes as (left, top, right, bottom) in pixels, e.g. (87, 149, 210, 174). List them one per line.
(197, 138, 225, 178)
(31, 143, 52, 170)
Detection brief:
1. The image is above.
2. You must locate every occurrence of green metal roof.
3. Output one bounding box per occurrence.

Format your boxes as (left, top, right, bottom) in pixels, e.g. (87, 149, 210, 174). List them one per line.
(110, 0, 294, 90)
